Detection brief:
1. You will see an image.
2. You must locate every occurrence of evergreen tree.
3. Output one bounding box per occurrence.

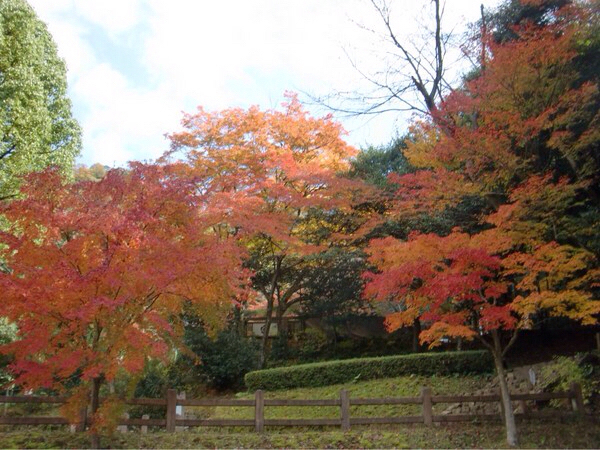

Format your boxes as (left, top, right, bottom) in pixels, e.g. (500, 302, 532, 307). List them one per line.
(0, 0, 81, 200)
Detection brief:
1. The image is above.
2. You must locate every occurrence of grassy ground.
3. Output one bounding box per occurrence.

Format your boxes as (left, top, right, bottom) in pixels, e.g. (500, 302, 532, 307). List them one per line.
(205, 373, 492, 420)
(1, 374, 599, 448)
(1, 421, 599, 448)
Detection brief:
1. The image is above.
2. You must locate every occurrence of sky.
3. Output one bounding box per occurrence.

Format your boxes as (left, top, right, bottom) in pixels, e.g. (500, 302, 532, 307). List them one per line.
(28, 0, 500, 167)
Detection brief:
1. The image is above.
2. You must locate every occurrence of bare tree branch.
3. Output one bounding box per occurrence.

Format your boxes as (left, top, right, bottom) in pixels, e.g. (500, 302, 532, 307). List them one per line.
(309, 0, 451, 121)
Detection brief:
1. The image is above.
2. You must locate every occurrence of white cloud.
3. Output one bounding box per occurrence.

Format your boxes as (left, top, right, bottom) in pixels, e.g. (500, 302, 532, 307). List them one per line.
(73, 0, 144, 37)
(72, 63, 182, 165)
(29, 3, 96, 77)
(27, 0, 502, 166)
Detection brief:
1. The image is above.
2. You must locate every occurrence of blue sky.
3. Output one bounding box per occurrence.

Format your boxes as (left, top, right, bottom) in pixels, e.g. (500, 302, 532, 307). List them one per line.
(29, 0, 500, 167)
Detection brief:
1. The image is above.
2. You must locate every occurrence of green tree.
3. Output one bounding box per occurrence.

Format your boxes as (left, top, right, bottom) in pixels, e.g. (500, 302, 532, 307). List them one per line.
(349, 138, 411, 189)
(487, 0, 570, 43)
(0, 0, 81, 200)
(179, 312, 259, 391)
(299, 248, 369, 342)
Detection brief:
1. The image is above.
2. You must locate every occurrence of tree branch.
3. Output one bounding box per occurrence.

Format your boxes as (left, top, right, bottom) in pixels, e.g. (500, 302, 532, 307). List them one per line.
(0, 145, 16, 161)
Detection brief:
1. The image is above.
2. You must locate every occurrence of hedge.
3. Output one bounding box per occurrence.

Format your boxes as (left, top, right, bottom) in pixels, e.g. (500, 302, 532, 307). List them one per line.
(244, 350, 493, 391)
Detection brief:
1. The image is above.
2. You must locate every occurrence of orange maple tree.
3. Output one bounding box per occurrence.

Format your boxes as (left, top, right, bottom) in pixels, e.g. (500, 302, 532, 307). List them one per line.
(395, 1, 599, 215)
(166, 93, 368, 366)
(365, 1, 600, 446)
(0, 163, 248, 431)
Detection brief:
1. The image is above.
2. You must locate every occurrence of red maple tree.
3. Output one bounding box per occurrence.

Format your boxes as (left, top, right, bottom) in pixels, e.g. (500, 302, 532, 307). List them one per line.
(0, 163, 249, 430)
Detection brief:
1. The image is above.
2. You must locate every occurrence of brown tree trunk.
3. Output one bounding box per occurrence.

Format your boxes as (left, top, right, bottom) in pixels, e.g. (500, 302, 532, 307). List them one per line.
(492, 330, 518, 447)
(456, 337, 463, 351)
(90, 376, 103, 449)
(259, 297, 274, 369)
(276, 301, 285, 337)
(259, 256, 282, 369)
(412, 319, 422, 353)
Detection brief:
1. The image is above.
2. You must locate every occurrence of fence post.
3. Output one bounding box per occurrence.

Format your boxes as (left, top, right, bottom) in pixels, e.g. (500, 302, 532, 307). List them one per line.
(176, 391, 186, 432)
(166, 389, 177, 432)
(75, 406, 87, 432)
(518, 399, 528, 415)
(340, 389, 350, 431)
(117, 413, 129, 433)
(570, 382, 585, 416)
(421, 387, 433, 426)
(141, 414, 149, 434)
(255, 390, 265, 433)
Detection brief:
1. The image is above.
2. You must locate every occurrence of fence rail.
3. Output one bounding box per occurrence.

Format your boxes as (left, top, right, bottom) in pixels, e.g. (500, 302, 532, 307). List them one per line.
(0, 382, 587, 432)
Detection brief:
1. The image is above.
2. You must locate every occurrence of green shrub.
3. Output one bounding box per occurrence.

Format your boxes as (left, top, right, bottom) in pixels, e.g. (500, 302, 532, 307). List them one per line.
(297, 328, 328, 361)
(197, 329, 259, 390)
(269, 332, 298, 363)
(540, 354, 597, 405)
(245, 350, 492, 391)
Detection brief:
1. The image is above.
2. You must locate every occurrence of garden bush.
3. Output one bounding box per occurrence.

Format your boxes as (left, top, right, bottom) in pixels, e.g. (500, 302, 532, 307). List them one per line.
(245, 350, 493, 391)
(539, 352, 599, 405)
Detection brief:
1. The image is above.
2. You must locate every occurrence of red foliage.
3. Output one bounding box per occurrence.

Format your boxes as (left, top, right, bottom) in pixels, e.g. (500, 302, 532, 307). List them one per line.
(0, 164, 249, 392)
(365, 1, 600, 349)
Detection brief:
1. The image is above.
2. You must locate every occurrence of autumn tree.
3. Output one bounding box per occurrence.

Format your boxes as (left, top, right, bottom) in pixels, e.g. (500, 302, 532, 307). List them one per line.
(73, 163, 108, 182)
(166, 94, 368, 367)
(364, 1, 600, 446)
(0, 0, 81, 200)
(365, 227, 599, 446)
(395, 0, 600, 249)
(0, 164, 248, 439)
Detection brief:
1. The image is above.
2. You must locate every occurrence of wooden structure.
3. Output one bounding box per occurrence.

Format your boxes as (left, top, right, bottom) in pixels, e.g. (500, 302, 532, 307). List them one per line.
(244, 315, 304, 338)
(0, 382, 587, 433)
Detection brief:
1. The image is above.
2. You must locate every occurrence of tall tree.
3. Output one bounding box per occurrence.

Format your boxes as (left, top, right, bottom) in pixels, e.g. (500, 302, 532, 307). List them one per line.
(487, 0, 570, 43)
(167, 94, 367, 367)
(364, 1, 600, 446)
(0, 164, 248, 438)
(299, 248, 370, 345)
(0, 0, 81, 200)
(395, 0, 600, 246)
(348, 137, 411, 189)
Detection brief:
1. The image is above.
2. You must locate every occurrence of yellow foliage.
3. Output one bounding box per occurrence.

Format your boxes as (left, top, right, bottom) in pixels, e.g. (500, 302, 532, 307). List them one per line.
(404, 123, 441, 169)
(420, 322, 477, 348)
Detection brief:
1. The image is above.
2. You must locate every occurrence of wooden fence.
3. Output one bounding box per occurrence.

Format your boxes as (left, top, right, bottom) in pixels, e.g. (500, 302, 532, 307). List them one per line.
(0, 382, 587, 433)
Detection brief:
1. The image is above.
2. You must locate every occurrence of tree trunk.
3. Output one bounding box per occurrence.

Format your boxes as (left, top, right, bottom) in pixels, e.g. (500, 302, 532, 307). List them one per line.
(259, 298, 274, 369)
(90, 376, 103, 449)
(412, 319, 422, 353)
(331, 313, 338, 349)
(492, 330, 518, 447)
(275, 302, 285, 338)
(259, 256, 282, 369)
